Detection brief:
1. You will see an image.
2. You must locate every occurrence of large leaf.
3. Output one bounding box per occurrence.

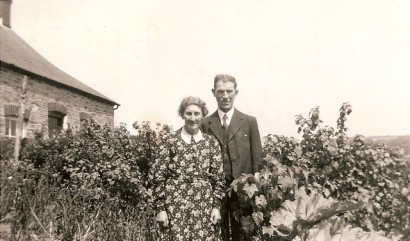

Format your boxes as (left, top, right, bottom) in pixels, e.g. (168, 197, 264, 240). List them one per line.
(243, 183, 259, 198)
(304, 217, 392, 241)
(268, 187, 364, 237)
(255, 195, 267, 208)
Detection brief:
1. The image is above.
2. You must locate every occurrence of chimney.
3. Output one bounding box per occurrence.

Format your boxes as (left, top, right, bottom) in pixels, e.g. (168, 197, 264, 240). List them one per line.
(0, 0, 12, 28)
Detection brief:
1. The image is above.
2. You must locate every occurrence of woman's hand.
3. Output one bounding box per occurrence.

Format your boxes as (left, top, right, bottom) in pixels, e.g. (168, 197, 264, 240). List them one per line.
(156, 211, 169, 227)
(210, 208, 221, 224)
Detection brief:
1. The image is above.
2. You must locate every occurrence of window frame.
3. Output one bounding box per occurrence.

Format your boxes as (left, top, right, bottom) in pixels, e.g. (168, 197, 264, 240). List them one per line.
(5, 116, 28, 138)
(48, 111, 66, 138)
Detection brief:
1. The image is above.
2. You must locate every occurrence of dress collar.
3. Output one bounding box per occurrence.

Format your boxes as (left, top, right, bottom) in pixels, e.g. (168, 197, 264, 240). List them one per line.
(181, 127, 203, 143)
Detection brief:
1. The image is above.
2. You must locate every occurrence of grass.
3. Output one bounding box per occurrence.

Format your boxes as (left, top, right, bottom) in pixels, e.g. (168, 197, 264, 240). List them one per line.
(0, 159, 158, 241)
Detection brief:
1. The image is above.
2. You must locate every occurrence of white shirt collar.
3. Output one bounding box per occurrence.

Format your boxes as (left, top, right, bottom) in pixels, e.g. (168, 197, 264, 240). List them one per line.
(217, 107, 235, 125)
(181, 127, 203, 144)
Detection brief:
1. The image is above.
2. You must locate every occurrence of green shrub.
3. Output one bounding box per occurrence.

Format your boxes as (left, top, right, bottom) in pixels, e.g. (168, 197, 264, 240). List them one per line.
(20, 120, 150, 207)
(229, 103, 409, 240)
(2, 165, 153, 240)
(0, 138, 15, 160)
(1, 120, 169, 240)
(1, 106, 408, 240)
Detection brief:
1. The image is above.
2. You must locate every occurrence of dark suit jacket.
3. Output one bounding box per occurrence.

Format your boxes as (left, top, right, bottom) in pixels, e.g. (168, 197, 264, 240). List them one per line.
(201, 109, 262, 180)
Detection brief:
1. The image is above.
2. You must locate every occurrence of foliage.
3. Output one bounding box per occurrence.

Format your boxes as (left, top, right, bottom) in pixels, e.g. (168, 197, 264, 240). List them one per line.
(131, 121, 174, 182)
(368, 135, 410, 160)
(265, 187, 363, 237)
(301, 216, 391, 241)
(1, 161, 153, 241)
(229, 103, 409, 240)
(1, 105, 409, 240)
(1, 120, 172, 240)
(20, 120, 147, 207)
(0, 138, 14, 160)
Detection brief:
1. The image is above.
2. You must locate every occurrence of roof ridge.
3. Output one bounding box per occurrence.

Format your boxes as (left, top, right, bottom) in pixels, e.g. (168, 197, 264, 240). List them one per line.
(0, 25, 119, 106)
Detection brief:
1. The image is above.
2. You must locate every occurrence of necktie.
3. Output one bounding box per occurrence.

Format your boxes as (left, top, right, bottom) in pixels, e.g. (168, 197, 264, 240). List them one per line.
(223, 114, 229, 129)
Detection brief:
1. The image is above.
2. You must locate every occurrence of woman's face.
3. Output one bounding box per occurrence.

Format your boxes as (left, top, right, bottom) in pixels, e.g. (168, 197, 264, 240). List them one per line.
(182, 104, 203, 135)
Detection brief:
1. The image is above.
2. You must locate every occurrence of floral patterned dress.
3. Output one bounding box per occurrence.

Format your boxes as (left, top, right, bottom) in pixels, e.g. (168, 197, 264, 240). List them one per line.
(150, 128, 225, 241)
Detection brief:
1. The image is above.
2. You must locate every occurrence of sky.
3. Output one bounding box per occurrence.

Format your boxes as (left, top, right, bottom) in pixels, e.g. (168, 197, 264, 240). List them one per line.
(6, 0, 410, 137)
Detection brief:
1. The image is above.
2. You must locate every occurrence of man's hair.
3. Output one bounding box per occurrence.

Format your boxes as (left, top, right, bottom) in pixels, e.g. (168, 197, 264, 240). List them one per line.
(178, 96, 209, 117)
(214, 74, 237, 89)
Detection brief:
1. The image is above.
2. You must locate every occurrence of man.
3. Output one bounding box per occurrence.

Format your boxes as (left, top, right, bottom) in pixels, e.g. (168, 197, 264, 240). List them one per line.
(201, 74, 262, 240)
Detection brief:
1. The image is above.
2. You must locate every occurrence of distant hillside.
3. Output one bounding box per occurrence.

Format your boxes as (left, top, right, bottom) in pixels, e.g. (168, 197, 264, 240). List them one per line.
(366, 135, 410, 159)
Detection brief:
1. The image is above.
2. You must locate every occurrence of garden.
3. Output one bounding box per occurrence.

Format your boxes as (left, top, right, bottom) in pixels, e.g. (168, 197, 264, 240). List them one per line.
(1, 103, 409, 240)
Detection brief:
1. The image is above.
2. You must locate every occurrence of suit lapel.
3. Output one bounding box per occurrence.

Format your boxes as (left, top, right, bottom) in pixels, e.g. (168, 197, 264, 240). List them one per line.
(207, 111, 223, 144)
(229, 109, 244, 141)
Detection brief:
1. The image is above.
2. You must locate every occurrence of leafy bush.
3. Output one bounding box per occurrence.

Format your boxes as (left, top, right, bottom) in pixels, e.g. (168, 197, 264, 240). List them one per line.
(1, 120, 172, 240)
(1, 164, 151, 241)
(229, 103, 409, 240)
(369, 136, 410, 160)
(20, 120, 147, 207)
(130, 121, 174, 182)
(0, 138, 14, 160)
(1, 106, 408, 240)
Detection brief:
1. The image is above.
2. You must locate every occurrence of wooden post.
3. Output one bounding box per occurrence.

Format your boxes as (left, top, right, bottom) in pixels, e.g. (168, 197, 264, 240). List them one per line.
(14, 75, 28, 163)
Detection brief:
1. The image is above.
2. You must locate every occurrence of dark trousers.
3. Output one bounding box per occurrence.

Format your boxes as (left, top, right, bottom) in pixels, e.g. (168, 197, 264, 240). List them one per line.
(221, 184, 242, 241)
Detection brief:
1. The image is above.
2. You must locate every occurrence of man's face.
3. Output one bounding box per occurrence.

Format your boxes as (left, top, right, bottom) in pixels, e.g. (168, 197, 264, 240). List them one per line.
(212, 81, 239, 113)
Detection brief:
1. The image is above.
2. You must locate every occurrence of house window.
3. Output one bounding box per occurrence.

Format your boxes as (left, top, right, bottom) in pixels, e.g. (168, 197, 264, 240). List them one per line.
(3, 105, 29, 138)
(48, 102, 68, 138)
(48, 111, 65, 138)
(5, 118, 17, 137)
(5, 118, 28, 138)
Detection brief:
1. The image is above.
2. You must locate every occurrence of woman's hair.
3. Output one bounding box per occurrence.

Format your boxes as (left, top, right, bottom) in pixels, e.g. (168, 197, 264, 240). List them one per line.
(178, 96, 209, 117)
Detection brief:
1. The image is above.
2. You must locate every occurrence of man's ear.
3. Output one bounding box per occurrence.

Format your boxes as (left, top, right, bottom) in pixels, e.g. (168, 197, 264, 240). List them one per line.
(212, 88, 216, 97)
(235, 89, 239, 96)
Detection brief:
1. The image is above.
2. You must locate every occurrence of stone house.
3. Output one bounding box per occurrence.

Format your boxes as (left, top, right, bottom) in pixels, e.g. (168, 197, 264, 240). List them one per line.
(0, 5, 119, 139)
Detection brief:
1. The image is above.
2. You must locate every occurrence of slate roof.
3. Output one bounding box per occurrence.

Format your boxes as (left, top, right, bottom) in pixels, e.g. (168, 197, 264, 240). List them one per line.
(0, 25, 119, 106)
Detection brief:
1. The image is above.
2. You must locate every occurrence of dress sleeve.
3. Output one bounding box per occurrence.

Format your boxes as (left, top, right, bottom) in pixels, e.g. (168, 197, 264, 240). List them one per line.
(148, 140, 171, 212)
(208, 137, 225, 209)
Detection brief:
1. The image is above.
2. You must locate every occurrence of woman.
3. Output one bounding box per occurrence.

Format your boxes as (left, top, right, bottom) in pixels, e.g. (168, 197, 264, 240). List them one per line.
(149, 96, 225, 240)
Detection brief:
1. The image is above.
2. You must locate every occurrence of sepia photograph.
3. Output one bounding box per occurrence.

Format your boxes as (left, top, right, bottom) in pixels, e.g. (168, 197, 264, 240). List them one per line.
(1, 0, 409, 240)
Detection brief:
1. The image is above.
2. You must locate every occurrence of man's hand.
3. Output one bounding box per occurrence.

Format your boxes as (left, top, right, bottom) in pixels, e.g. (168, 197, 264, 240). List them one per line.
(210, 208, 221, 224)
(155, 211, 169, 227)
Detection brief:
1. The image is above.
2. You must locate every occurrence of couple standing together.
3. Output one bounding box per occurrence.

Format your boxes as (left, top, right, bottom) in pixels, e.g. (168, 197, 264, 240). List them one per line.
(149, 74, 262, 240)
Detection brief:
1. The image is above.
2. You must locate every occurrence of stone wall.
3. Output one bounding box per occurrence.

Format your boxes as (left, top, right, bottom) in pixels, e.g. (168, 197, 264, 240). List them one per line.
(0, 67, 115, 138)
